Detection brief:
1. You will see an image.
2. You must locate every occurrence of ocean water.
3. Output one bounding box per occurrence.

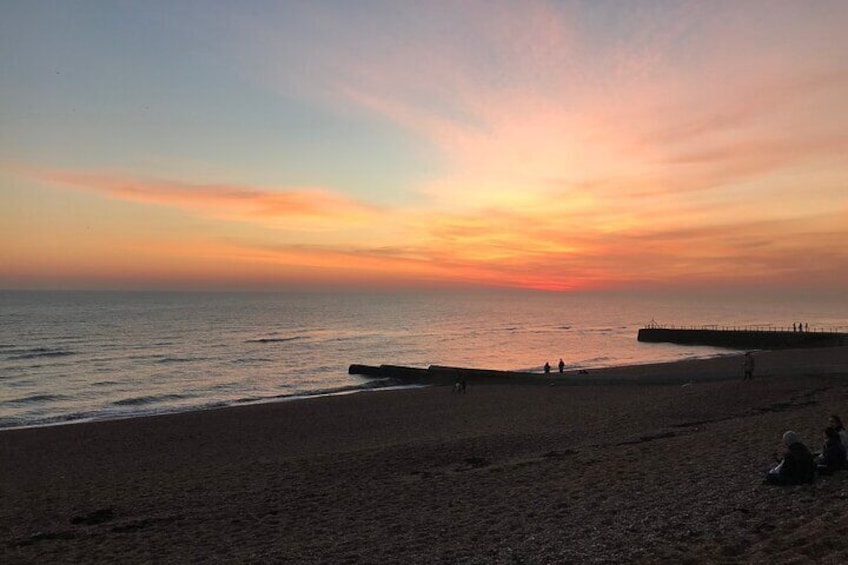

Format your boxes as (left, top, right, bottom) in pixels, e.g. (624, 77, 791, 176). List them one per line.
(1, 290, 846, 430)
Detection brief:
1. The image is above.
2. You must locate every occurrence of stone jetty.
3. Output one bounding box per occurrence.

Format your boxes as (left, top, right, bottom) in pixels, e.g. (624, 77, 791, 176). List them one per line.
(637, 326, 848, 349)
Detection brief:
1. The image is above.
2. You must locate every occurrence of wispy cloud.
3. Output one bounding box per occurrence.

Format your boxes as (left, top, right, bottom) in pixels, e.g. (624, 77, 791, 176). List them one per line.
(24, 167, 382, 231)
(4, 1, 848, 291)
(255, 1, 848, 229)
(8, 147, 848, 291)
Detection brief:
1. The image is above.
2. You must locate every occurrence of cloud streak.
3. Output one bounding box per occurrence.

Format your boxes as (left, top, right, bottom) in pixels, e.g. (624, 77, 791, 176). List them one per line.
(4, 1, 848, 291)
(25, 167, 382, 231)
(8, 142, 848, 291)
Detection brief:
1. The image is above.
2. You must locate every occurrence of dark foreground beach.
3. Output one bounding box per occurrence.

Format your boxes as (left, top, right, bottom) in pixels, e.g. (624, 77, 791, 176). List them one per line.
(3, 347, 848, 564)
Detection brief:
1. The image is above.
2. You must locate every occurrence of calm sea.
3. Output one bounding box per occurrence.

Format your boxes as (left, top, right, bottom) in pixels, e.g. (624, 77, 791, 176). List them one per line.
(1, 290, 846, 430)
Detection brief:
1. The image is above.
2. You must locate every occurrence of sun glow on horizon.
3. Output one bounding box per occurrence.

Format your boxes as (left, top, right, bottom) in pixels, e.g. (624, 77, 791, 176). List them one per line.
(2, 1, 847, 292)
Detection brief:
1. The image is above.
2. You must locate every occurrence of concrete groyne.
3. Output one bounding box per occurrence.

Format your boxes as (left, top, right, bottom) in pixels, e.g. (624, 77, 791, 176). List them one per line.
(637, 327, 848, 349)
(348, 358, 758, 386)
(348, 364, 550, 385)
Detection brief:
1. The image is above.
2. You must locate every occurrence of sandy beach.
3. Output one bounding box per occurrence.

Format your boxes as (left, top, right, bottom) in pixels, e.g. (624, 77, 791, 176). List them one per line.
(3, 346, 848, 564)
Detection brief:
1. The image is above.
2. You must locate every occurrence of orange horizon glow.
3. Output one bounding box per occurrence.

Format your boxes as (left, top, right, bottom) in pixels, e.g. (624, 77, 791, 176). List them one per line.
(2, 2, 848, 293)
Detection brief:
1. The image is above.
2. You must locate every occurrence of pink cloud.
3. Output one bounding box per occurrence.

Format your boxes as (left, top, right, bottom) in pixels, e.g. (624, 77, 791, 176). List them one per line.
(23, 167, 382, 231)
(7, 2, 848, 292)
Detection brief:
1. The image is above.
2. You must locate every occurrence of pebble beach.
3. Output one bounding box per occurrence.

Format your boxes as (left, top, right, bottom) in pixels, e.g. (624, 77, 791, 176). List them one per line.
(3, 346, 848, 563)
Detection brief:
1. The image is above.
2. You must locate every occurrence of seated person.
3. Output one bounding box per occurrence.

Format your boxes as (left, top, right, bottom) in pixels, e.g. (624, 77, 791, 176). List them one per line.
(766, 431, 816, 485)
(816, 426, 846, 475)
(828, 415, 848, 462)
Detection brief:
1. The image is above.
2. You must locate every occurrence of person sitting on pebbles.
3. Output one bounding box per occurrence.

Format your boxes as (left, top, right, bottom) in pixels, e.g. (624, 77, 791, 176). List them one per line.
(828, 415, 848, 461)
(815, 426, 846, 475)
(766, 430, 816, 485)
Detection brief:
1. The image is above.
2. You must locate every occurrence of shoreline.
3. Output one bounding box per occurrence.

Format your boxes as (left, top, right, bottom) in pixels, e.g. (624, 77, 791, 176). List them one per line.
(0, 351, 742, 434)
(0, 383, 430, 434)
(3, 346, 848, 563)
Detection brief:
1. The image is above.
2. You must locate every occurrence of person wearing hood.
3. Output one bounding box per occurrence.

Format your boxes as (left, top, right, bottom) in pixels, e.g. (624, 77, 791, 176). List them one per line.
(828, 415, 848, 462)
(816, 426, 846, 475)
(766, 431, 816, 485)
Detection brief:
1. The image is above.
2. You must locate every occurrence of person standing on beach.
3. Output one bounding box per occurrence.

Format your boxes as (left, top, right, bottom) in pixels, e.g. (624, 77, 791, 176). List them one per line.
(544, 362, 551, 374)
(743, 352, 755, 380)
(558, 359, 565, 373)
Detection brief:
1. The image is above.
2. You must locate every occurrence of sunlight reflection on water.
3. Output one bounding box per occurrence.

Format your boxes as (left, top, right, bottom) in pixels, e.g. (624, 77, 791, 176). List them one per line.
(1, 290, 846, 428)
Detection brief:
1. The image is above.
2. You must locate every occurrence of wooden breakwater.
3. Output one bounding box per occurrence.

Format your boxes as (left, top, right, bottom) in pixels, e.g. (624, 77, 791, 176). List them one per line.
(348, 364, 551, 385)
(348, 359, 749, 386)
(637, 327, 848, 349)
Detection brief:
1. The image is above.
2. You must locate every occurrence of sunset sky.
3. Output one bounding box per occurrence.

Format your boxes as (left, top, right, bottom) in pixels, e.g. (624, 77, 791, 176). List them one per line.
(2, 1, 847, 292)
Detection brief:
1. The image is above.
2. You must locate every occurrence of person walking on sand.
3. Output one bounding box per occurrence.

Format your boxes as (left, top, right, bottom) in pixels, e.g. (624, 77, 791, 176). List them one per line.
(743, 352, 755, 380)
(452, 375, 466, 393)
(544, 361, 551, 374)
(558, 358, 565, 373)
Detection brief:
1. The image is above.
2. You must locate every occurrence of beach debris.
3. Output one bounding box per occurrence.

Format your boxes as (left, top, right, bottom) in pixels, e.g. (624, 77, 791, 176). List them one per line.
(543, 449, 577, 459)
(617, 431, 676, 446)
(14, 530, 76, 547)
(70, 507, 115, 526)
(462, 456, 490, 469)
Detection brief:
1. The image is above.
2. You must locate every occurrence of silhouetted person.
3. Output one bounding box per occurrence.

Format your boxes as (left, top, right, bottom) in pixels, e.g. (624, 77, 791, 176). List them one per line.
(558, 358, 565, 373)
(743, 352, 754, 380)
(828, 415, 848, 463)
(805, 323, 809, 332)
(544, 361, 551, 374)
(816, 427, 845, 475)
(453, 376, 466, 393)
(766, 431, 815, 485)
(793, 323, 797, 332)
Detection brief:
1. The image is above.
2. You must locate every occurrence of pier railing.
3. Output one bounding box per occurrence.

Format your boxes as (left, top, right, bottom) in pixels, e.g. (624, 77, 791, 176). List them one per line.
(638, 324, 848, 348)
(642, 323, 847, 333)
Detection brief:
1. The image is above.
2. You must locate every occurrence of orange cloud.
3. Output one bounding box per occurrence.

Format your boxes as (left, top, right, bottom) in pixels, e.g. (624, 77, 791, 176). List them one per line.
(5, 2, 848, 292)
(4, 164, 847, 292)
(25, 167, 382, 231)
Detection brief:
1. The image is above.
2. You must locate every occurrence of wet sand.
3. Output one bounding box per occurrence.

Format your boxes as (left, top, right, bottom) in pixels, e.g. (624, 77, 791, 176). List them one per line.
(3, 347, 848, 563)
